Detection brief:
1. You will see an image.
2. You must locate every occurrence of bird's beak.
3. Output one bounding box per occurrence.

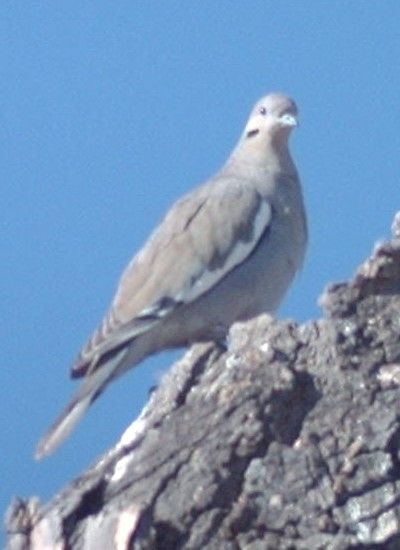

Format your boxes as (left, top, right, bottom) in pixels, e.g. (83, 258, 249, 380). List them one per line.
(279, 113, 298, 127)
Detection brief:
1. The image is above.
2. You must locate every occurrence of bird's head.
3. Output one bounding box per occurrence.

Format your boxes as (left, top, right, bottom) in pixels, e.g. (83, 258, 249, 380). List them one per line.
(227, 93, 299, 172)
(243, 93, 298, 146)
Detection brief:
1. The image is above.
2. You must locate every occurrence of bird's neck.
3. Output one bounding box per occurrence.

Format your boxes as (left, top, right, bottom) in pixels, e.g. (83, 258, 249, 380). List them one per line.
(227, 136, 297, 177)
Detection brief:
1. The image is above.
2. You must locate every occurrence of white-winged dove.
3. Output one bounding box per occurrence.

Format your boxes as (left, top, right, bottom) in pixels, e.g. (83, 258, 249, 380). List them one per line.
(35, 93, 307, 459)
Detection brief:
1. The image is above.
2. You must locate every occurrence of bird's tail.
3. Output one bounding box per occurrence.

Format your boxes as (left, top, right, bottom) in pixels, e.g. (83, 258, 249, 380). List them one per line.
(34, 348, 128, 460)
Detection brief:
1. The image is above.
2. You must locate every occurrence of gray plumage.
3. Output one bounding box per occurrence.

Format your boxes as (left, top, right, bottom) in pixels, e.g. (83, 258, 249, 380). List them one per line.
(35, 93, 307, 459)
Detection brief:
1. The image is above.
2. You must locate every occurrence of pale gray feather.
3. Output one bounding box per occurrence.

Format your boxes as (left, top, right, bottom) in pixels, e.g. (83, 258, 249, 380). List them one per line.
(35, 92, 307, 459)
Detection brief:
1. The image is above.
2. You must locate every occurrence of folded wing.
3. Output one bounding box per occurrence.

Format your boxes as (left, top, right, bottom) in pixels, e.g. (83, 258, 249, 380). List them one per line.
(73, 178, 272, 377)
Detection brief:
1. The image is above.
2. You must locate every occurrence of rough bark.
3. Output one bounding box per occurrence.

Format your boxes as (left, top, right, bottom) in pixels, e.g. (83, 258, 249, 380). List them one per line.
(6, 213, 400, 550)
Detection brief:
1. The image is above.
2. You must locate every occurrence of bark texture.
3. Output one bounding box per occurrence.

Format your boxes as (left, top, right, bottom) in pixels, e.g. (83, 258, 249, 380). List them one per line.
(6, 213, 400, 550)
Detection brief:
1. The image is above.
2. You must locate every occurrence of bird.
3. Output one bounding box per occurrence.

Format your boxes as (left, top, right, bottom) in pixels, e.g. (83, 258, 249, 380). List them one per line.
(35, 92, 307, 459)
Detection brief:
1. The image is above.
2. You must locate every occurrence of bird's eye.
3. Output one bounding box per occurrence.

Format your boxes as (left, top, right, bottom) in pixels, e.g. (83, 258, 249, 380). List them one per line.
(259, 106, 267, 115)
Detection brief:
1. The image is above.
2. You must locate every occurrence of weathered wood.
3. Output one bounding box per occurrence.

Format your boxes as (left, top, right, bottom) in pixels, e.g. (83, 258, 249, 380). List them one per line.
(6, 214, 400, 549)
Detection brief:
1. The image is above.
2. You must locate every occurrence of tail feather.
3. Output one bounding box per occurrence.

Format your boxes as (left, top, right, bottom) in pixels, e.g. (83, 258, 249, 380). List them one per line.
(35, 393, 94, 460)
(35, 348, 128, 460)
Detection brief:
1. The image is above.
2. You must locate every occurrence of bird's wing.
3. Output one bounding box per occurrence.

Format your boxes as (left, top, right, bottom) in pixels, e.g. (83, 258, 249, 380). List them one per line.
(72, 178, 272, 376)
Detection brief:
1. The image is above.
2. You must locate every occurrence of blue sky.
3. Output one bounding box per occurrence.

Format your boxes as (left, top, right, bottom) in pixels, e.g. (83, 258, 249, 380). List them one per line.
(2, 2, 400, 534)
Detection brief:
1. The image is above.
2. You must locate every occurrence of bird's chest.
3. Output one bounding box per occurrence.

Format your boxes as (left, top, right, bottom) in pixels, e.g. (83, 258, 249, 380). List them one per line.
(269, 181, 307, 268)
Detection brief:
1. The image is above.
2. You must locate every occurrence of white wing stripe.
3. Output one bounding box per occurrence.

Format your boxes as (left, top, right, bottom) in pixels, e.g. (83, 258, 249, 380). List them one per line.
(182, 199, 272, 303)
